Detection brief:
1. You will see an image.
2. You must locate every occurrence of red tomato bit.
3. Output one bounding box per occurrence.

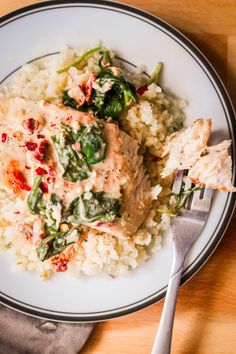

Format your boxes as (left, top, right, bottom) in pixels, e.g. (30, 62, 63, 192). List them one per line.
(36, 167, 48, 176)
(1, 133, 7, 143)
(85, 74, 96, 102)
(34, 140, 49, 163)
(18, 223, 33, 241)
(38, 140, 48, 155)
(22, 118, 39, 135)
(48, 165, 56, 177)
(65, 116, 72, 124)
(12, 170, 31, 191)
(50, 255, 69, 272)
(37, 134, 45, 139)
(21, 185, 32, 191)
(25, 141, 38, 151)
(95, 221, 104, 227)
(40, 181, 48, 193)
(95, 221, 114, 228)
(136, 84, 148, 95)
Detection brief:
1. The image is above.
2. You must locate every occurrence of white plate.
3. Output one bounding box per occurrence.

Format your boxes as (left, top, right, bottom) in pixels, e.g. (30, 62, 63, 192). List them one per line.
(0, 1, 235, 322)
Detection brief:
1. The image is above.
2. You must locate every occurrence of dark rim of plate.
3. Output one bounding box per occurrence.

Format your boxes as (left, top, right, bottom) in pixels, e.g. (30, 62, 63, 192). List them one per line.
(0, 0, 236, 323)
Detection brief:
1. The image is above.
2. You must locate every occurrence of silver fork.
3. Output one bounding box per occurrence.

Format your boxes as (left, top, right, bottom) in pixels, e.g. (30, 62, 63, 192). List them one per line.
(151, 170, 212, 354)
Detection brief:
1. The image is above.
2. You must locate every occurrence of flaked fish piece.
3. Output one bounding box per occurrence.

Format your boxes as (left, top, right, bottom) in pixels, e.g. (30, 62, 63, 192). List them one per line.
(162, 119, 212, 177)
(189, 141, 236, 192)
(205, 139, 231, 153)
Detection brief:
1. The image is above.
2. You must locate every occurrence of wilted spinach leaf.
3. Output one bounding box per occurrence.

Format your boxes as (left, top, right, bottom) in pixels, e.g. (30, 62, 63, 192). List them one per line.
(61, 66, 137, 120)
(78, 123, 106, 165)
(28, 178, 64, 233)
(62, 90, 80, 110)
(69, 191, 121, 223)
(91, 68, 137, 119)
(52, 123, 106, 181)
(27, 176, 43, 214)
(36, 229, 77, 262)
(98, 49, 112, 68)
(52, 124, 90, 182)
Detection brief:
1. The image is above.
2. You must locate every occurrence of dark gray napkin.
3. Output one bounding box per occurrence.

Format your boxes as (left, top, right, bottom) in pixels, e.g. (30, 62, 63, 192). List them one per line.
(0, 304, 94, 354)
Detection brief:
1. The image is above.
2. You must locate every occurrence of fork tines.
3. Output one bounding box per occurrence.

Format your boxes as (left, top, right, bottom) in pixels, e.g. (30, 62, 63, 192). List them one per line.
(191, 187, 212, 212)
(172, 170, 212, 213)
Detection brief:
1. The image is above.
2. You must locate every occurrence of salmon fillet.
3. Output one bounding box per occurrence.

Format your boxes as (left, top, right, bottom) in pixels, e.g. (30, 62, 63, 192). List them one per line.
(0, 97, 152, 238)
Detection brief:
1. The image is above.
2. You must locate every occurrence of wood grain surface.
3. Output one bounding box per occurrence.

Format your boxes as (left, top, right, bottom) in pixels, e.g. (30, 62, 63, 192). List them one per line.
(1, 1, 236, 353)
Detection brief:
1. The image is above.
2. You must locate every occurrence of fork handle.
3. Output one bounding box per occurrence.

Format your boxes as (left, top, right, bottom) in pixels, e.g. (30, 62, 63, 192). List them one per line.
(151, 262, 184, 354)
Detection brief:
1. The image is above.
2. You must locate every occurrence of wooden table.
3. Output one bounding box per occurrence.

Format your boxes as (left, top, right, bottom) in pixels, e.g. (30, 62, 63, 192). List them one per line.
(1, 1, 236, 353)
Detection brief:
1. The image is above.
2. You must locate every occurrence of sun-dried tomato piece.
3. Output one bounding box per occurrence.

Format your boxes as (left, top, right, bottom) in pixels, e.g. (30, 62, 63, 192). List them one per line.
(85, 74, 96, 102)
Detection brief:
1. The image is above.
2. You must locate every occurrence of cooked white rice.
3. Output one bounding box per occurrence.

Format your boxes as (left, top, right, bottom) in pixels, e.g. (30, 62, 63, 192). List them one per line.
(0, 47, 185, 279)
